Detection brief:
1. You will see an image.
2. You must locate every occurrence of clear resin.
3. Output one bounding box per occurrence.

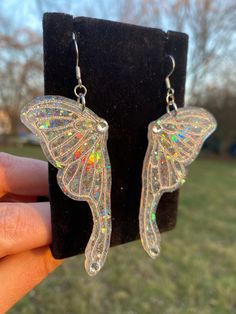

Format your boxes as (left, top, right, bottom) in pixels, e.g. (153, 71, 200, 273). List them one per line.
(21, 95, 112, 276)
(139, 107, 217, 258)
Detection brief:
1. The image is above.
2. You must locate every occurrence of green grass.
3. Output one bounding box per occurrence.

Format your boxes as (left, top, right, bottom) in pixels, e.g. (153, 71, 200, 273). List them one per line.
(1, 146, 236, 314)
(0, 145, 45, 160)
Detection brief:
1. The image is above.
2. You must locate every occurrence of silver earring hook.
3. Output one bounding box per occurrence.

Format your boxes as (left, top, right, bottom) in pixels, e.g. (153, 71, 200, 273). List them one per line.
(72, 33, 80, 75)
(165, 55, 178, 114)
(72, 32, 87, 111)
(72, 33, 82, 86)
(165, 55, 175, 89)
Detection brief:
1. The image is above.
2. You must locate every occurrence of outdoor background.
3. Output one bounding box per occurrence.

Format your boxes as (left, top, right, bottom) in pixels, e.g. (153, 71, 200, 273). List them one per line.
(0, 1, 235, 313)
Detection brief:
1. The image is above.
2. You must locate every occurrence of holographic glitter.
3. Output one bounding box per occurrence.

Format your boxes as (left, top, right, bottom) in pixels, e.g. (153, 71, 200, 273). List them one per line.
(20, 95, 112, 276)
(139, 107, 217, 258)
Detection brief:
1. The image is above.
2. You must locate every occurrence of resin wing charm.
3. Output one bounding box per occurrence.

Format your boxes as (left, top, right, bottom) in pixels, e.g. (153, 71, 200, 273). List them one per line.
(21, 96, 112, 276)
(139, 107, 217, 258)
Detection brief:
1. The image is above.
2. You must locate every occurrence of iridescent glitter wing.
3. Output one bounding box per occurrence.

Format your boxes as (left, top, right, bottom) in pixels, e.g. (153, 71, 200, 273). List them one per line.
(139, 107, 217, 258)
(20, 96, 112, 276)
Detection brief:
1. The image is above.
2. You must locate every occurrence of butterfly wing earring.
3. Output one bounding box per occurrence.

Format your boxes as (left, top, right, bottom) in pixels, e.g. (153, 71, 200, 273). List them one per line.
(139, 55, 217, 258)
(20, 33, 112, 276)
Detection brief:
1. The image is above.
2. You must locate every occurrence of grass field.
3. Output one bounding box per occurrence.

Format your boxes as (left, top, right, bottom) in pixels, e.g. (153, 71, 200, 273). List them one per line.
(1, 146, 236, 314)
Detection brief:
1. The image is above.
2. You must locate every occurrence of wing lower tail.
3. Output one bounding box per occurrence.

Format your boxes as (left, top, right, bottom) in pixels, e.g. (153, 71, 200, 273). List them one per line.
(139, 185, 162, 258)
(84, 201, 112, 276)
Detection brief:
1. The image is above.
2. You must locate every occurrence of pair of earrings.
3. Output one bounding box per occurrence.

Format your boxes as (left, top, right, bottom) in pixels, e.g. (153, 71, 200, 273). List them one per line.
(21, 33, 217, 276)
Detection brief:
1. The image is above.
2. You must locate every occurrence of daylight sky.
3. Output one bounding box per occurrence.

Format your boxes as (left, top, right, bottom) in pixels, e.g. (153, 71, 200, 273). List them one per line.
(1, 0, 234, 97)
(1, 0, 95, 32)
(1, 0, 172, 33)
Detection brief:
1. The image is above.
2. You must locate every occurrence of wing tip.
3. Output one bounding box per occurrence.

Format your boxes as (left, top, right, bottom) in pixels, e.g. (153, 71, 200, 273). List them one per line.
(85, 259, 101, 276)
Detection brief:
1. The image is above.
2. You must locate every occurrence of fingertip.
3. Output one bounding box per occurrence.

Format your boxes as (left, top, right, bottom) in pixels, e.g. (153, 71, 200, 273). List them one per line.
(37, 246, 64, 275)
(0, 246, 64, 313)
(0, 202, 51, 257)
(0, 153, 48, 196)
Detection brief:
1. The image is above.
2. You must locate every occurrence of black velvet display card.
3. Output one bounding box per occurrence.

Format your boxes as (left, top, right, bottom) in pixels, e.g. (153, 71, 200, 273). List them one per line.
(43, 13, 188, 259)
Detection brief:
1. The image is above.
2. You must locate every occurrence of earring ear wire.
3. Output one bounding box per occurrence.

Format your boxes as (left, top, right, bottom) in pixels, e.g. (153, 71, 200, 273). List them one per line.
(138, 55, 217, 259)
(165, 55, 175, 89)
(72, 32, 87, 111)
(20, 31, 113, 276)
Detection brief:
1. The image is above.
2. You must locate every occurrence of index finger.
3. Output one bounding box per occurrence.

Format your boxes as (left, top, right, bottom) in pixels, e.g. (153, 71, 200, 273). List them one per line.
(0, 153, 48, 197)
(0, 246, 63, 313)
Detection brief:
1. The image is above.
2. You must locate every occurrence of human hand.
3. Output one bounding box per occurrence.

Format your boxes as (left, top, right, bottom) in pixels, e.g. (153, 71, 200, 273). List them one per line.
(0, 153, 63, 313)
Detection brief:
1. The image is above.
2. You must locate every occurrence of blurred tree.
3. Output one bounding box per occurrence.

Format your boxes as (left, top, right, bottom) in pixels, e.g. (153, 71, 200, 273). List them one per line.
(160, 0, 236, 104)
(0, 16, 43, 133)
(201, 87, 236, 153)
(0, 0, 235, 152)
(83, 0, 236, 153)
(84, 0, 236, 102)
(160, 0, 236, 153)
(83, 0, 160, 26)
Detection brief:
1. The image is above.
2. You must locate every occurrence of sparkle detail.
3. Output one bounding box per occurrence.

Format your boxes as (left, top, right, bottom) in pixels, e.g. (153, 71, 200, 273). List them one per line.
(56, 161, 62, 169)
(139, 107, 217, 259)
(151, 213, 156, 222)
(20, 95, 112, 277)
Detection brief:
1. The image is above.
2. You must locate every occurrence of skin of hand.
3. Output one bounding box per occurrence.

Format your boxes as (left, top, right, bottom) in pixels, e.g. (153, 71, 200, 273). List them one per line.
(0, 153, 63, 313)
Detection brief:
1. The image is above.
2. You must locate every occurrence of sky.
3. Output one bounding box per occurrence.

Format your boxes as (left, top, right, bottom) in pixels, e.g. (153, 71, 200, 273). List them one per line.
(0, 0, 172, 33)
(1, 0, 235, 99)
(1, 0, 90, 32)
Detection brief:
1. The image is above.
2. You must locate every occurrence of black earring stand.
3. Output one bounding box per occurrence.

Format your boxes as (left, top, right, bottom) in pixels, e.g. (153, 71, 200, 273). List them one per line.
(43, 13, 188, 259)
